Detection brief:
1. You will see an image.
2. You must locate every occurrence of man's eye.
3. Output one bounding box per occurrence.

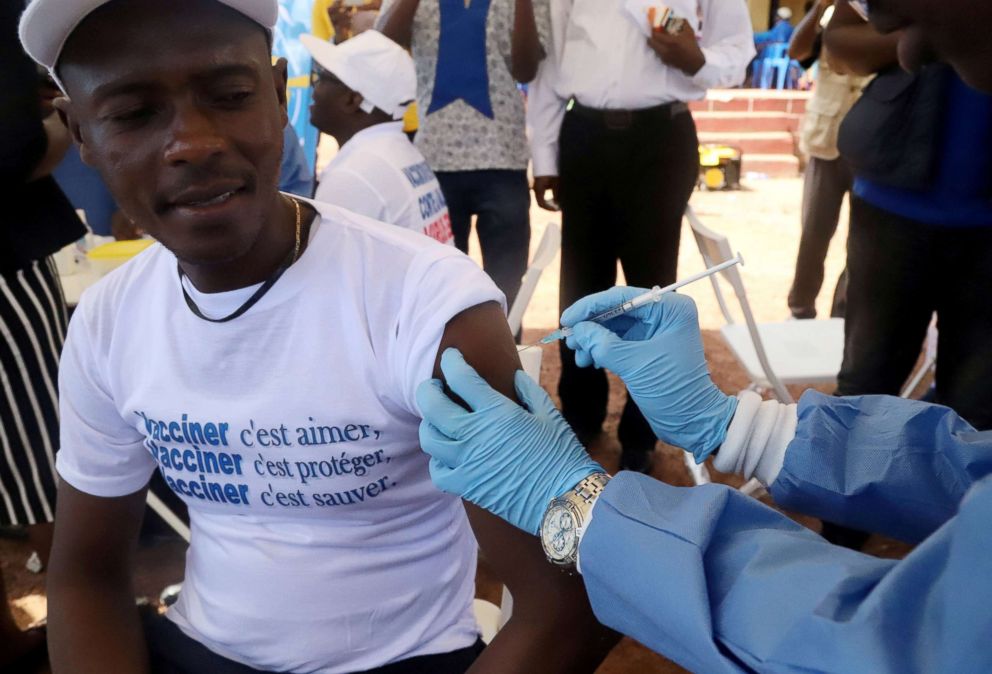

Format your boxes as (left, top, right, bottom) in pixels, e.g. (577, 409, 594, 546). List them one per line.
(109, 107, 154, 123)
(216, 90, 254, 105)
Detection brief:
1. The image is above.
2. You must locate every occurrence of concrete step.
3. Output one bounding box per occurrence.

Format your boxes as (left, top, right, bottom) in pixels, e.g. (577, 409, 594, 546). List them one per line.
(693, 111, 802, 134)
(741, 153, 801, 177)
(690, 89, 809, 115)
(698, 131, 797, 156)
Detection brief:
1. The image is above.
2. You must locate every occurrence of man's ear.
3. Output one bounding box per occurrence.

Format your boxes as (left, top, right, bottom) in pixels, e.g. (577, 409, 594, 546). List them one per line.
(346, 91, 366, 114)
(272, 57, 289, 126)
(54, 96, 91, 165)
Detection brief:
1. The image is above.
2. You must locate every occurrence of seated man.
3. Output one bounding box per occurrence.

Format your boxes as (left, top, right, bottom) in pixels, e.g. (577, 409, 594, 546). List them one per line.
(304, 31, 452, 244)
(18, 0, 614, 671)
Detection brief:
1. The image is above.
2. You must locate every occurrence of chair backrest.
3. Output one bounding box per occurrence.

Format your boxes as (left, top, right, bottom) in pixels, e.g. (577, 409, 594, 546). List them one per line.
(507, 222, 561, 335)
(766, 42, 789, 60)
(684, 206, 793, 402)
(684, 206, 742, 324)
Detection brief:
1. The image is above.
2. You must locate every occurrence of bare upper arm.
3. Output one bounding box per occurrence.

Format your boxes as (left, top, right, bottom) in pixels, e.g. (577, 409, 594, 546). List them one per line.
(434, 302, 618, 672)
(49, 480, 148, 581)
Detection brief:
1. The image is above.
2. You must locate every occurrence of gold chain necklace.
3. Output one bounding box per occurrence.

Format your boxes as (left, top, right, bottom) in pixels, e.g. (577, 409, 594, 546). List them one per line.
(179, 197, 303, 323)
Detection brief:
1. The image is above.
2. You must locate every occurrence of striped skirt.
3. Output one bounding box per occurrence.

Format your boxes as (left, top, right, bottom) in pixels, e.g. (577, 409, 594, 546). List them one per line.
(0, 256, 65, 526)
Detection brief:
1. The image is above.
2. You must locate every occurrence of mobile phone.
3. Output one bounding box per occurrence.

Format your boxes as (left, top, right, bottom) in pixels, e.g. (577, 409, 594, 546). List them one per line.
(649, 6, 686, 35)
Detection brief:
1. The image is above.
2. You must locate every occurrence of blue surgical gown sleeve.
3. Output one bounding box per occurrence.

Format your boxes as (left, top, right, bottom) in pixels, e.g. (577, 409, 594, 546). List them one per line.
(580, 472, 992, 673)
(771, 391, 992, 543)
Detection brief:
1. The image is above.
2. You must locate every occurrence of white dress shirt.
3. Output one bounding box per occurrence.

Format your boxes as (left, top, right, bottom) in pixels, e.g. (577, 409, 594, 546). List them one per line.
(528, 0, 756, 176)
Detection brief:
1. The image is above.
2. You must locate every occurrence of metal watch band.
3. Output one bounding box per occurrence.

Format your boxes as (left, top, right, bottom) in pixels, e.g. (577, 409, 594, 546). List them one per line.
(570, 472, 611, 509)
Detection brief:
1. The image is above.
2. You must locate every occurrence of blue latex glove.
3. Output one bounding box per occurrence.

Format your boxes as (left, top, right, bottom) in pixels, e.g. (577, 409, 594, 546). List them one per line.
(416, 348, 604, 535)
(561, 289, 737, 461)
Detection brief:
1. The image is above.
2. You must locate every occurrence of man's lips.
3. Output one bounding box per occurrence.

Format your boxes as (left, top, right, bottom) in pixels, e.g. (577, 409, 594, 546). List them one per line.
(166, 182, 247, 210)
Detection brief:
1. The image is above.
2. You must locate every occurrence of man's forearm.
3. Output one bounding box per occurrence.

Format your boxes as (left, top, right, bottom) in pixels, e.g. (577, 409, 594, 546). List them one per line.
(788, 3, 827, 61)
(510, 0, 542, 83)
(378, 0, 421, 49)
(824, 0, 899, 75)
(464, 505, 619, 674)
(49, 574, 150, 673)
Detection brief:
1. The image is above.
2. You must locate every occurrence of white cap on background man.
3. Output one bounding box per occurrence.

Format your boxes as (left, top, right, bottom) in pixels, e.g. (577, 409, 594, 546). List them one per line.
(300, 31, 416, 120)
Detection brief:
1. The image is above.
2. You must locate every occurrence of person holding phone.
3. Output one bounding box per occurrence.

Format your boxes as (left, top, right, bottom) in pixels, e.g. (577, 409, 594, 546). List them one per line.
(527, 0, 754, 473)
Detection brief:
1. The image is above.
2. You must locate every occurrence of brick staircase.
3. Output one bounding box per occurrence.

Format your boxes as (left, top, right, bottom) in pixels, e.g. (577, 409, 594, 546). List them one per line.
(691, 89, 810, 178)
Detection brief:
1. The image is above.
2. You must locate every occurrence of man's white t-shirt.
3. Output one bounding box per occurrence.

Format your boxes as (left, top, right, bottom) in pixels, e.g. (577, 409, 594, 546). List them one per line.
(57, 199, 504, 673)
(315, 122, 454, 245)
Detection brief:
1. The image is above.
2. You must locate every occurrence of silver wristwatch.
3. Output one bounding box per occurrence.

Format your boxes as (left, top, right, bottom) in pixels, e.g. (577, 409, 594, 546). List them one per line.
(540, 473, 611, 570)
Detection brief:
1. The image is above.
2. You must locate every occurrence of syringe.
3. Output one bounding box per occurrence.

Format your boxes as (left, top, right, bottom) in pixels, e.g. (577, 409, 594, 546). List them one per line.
(539, 254, 744, 344)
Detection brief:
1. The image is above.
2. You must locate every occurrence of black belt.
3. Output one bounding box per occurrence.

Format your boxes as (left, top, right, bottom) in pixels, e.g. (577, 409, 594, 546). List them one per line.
(568, 99, 689, 130)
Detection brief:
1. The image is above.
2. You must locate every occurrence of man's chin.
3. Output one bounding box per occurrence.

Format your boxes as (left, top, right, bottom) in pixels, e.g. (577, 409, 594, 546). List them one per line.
(896, 28, 934, 74)
(897, 28, 992, 95)
(953, 60, 992, 96)
(160, 229, 259, 270)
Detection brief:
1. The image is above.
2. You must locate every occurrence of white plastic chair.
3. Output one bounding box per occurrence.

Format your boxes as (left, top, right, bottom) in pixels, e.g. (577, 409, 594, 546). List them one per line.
(900, 315, 937, 398)
(684, 206, 845, 496)
(472, 586, 514, 644)
(507, 222, 561, 336)
(685, 206, 845, 404)
(147, 492, 191, 542)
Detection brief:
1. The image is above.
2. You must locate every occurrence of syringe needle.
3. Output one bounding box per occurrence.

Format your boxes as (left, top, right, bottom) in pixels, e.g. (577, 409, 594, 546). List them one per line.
(536, 254, 743, 345)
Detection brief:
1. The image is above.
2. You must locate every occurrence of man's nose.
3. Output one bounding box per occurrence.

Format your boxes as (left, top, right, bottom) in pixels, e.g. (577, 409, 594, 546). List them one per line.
(163, 101, 229, 166)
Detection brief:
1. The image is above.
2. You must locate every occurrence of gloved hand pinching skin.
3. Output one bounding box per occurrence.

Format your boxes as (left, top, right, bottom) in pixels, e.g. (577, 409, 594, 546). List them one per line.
(416, 348, 603, 535)
(561, 288, 737, 461)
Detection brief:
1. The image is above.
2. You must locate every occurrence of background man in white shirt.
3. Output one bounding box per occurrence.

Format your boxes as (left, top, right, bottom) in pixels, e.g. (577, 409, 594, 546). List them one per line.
(528, 0, 754, 472)
(304, 31, 453, 244)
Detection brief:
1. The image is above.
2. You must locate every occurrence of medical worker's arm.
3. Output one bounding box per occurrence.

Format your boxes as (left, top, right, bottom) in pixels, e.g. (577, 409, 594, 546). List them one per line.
(434, 302, 619, 673)
(564, 287, 991, 542)
(48, 483, 151, 674)
(580, 471, 992, 674)
(766, 391, 992, 542)
(417, 344, 992, 673)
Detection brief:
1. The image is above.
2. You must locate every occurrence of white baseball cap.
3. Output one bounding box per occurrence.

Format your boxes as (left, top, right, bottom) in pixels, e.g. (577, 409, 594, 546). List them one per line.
(776, 7, 793, 20)
(300, 31, 416, 120)
(19, 0, 278, 72)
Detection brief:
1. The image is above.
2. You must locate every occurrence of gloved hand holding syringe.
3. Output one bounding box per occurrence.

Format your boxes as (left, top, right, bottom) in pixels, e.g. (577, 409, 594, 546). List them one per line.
(539, 254, 745, 344)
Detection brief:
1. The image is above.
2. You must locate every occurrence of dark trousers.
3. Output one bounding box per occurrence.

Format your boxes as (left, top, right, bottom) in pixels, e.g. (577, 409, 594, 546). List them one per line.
(557, 104, 699, 449)
(788, 156, 853, 318)
(837, 196, 992, 429)
(436, 169, 531, 312)
(142, 610, 485, 674)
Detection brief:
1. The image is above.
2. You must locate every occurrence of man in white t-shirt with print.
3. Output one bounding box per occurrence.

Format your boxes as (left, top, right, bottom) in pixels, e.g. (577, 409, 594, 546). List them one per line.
(304, 31, 453, 245)
(18, 0, 616, 672)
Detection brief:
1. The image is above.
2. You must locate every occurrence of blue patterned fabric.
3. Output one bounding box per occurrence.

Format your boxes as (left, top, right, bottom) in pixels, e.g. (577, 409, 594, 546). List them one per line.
(428, 0, 494, 119)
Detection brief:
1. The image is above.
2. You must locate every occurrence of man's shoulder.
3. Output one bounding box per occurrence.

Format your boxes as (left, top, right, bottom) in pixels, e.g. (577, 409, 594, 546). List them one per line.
(342, 128, 424, 172)
(69, 242, 170, 350)
(311, 198, 458, 263)
(308, 199, 502, 317)
(76, 242, 169, 313)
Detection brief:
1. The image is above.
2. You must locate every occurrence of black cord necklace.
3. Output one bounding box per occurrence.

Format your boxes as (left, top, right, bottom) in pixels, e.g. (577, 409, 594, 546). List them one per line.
(178, 198, 303, 323)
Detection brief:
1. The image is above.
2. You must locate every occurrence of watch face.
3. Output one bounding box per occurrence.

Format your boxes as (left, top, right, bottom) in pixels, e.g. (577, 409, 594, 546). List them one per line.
(542, 504, 578, 562)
